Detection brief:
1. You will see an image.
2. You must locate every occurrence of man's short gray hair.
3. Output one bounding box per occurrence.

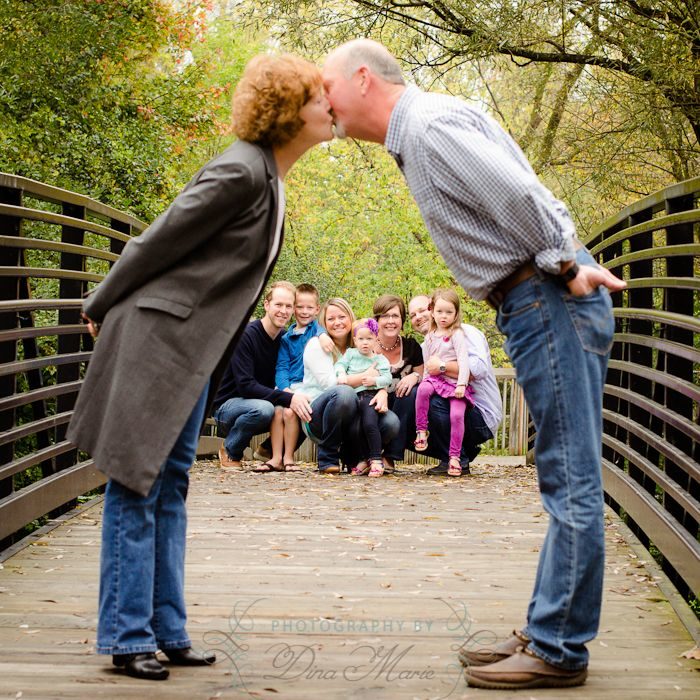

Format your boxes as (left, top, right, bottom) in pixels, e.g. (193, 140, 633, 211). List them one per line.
(338, 39, 405, 86)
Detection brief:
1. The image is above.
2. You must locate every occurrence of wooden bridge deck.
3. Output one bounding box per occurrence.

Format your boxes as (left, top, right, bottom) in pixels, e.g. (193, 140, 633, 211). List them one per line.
(1, 459, 698, 700)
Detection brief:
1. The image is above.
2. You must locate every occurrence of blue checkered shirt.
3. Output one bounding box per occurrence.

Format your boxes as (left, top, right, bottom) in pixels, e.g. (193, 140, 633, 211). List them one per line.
(385, 86, 578, 301)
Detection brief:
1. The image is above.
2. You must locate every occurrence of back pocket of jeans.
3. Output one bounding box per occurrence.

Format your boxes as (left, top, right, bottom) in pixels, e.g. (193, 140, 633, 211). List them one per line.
(564, 287, 615, 356)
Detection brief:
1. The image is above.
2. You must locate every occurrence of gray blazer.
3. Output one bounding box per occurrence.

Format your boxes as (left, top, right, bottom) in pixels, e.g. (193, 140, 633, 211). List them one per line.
(67, 141, 281, 496)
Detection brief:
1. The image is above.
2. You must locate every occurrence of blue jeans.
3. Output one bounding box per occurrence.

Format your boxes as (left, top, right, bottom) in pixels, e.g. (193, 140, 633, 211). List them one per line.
(496, 250, 614, 670)
(307, 385, 358, 470)
(461, 404, 492, 461)
(357, 390, 384, 460)
(213, 397, 275, 460)
(97, 383, 209, 655)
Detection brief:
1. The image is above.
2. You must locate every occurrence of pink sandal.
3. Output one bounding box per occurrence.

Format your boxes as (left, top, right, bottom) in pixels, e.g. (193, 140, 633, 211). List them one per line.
(414, 430, 429, 451)
(368, 459, 384, 477)
(351, 461, 370, 476)
(448, 457, 462, 477)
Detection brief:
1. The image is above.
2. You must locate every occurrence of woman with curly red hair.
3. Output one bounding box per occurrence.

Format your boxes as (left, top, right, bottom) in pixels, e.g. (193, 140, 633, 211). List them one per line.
(69, 53, 333, 682)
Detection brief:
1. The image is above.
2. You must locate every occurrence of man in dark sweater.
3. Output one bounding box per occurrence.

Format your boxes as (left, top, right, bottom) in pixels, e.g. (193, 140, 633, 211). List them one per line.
(213, 281, 312, 469)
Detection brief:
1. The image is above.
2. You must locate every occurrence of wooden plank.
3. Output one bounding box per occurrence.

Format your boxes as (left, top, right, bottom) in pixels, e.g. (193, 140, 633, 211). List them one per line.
(0, 265, 104, 283)
(603, 459, 700, 593)
(589, 209, 700, 254)
(613, 306, 700, 334)
(0, 298, 83, 313)
(0, 461, 106, 540)
(0, 350, 92, 378)
(0, 460, 697, 699)
(0, 323, 87, 343)
(0, 233, 120, 262)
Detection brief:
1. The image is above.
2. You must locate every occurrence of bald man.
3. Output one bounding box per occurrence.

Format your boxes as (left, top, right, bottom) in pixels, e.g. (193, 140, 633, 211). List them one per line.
(323, 39, 625, 690)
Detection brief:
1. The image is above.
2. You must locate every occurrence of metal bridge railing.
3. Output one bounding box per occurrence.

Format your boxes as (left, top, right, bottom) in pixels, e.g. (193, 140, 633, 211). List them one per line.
(0, 173, 145, 546)
(4, 170, 697, 606)
(584, 176, 700, 600)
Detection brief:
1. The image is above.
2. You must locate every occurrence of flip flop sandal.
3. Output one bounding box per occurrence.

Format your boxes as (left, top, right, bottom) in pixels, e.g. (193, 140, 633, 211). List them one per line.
(283, 463, 301, 472)
(253, 462, 275, 473)
(351, 461, 370, 476)
(268, 462, 298, 472)
(447, 458, 462, 477)
(414, 431, 429, 451)
(368, 459, 384, 477)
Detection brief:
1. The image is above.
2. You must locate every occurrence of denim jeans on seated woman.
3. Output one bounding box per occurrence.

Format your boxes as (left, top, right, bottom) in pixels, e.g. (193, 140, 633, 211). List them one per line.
(96, 382, 209, 655)
(307, 384, 359, 470)
(496, 247, 614, 670)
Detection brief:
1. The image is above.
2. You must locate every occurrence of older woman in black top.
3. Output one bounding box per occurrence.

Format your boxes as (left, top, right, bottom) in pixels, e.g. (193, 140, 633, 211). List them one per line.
(372, 294, 423, 472)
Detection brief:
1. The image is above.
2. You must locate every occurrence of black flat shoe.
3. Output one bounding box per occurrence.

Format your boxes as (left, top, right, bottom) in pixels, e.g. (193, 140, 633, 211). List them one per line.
(112, 652, 169, 680)
(164, 647, 216, 666)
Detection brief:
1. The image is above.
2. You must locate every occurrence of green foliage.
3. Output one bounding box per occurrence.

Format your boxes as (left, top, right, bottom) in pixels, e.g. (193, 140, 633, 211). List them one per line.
(1, 0, 508, 366)
(15, 516, 49, 539)
(0, 0, 257, 219)
(689, 596, 700, 622)
(239, 0, 700, 231)
(12, 464, 42, 491)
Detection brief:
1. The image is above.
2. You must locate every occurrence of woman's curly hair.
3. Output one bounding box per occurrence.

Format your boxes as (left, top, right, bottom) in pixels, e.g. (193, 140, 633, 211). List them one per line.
(231, 54, 323, 147)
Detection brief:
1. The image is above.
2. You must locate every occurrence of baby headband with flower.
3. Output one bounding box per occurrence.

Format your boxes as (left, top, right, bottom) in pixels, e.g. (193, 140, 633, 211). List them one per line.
(352, 318, 379, 336)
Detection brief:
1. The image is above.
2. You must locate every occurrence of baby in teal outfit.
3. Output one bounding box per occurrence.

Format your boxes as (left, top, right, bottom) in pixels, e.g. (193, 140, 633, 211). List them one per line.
(335, 318, 392, 477)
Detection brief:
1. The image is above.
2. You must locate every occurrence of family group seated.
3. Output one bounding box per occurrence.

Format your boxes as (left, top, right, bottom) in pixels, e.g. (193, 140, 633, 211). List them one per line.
(212, 281, 503, 477)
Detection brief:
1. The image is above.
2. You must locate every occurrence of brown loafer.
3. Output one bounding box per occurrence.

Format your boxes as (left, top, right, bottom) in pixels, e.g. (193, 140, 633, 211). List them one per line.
(464, 647, 587, 690)
(218, 446, 241, 469)
(319, 465, 340, 474)
(459, 628, 529, 666)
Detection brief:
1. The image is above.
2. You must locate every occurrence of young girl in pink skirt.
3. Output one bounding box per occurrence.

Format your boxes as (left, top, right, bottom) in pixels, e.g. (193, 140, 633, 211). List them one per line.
(414, 289, 474, 476)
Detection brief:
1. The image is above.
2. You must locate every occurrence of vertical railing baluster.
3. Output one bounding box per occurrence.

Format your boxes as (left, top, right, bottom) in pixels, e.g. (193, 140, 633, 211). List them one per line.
(51, 203, 88, 516)
(627, 208, 656, 502)
(0, 185, 21, 549)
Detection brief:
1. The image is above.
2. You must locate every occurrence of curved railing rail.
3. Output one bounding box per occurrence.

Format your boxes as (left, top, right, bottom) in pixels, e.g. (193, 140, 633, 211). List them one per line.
(0, 172, 527, 547)
(0, 173, 146, 547)
(583, 176, 700, 600)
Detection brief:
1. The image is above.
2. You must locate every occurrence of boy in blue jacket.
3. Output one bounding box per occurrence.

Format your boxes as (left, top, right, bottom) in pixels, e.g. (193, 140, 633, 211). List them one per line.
(268, 283, 333, 469)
